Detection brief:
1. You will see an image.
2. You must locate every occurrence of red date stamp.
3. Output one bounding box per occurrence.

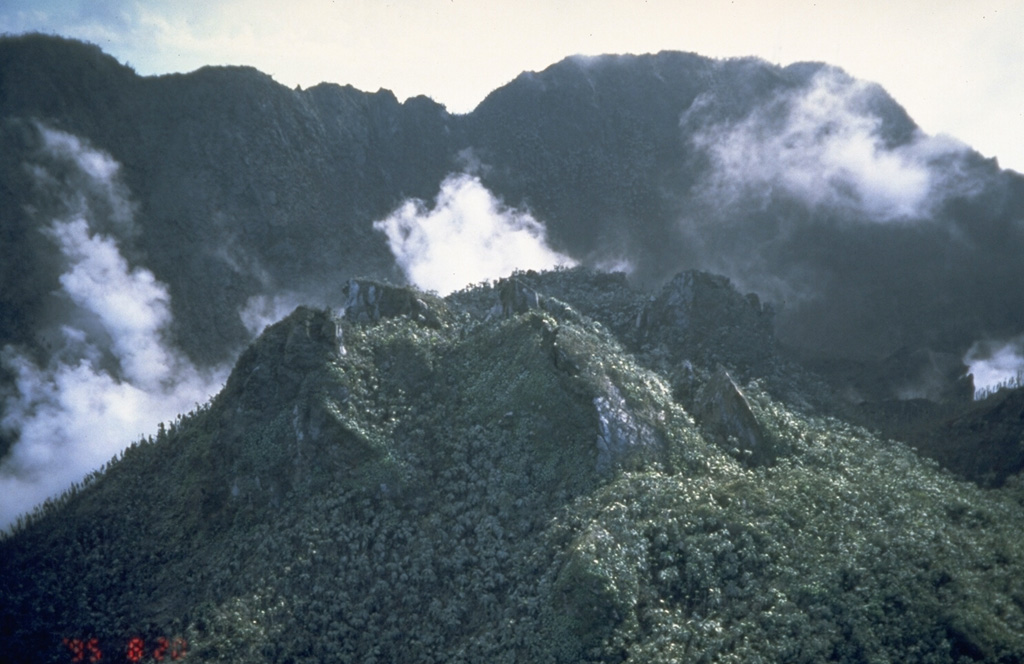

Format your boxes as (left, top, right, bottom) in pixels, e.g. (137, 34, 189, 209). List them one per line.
(62, 636, 188, 662)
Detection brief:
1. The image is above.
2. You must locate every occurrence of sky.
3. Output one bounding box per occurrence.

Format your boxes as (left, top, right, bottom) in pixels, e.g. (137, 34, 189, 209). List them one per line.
(2, 0, 1023, 172)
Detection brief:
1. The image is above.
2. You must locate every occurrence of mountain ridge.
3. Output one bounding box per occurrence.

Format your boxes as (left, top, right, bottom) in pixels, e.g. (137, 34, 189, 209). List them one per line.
(6, 34, 1021, 371)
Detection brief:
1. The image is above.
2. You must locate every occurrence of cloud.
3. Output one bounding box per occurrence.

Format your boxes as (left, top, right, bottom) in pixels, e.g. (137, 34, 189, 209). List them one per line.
(45, 219, 177, 388)
(30, 124, 137, 239)
(689, 68, 972, 222)
(0, 127, 226, 531)
(965, 336, 1024, 398)
(373, 173, 577, 295)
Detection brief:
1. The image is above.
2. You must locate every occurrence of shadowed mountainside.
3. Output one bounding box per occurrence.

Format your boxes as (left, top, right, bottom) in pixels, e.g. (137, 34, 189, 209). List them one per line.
(4, 34, 1024, 377)
(1, 35, 456, 367)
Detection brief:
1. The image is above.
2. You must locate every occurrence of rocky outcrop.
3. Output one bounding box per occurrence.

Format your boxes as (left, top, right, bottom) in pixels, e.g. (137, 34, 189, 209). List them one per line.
(194, 307, 355, 515)
(695, 366, 772, 465)
(637, 271, 775, 375)
(342, 279, 443, 328)
(593, 380, 661, 473)
(496, 277, 541, 317)
(224, 306, 344, 409)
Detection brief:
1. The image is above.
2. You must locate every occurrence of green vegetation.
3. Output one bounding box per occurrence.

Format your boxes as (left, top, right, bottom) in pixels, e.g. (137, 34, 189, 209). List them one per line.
(3, 273, 1024, 663)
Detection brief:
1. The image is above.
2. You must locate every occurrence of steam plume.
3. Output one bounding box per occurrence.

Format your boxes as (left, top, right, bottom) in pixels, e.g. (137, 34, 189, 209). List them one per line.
(689, 70, 972, 222)
(966, 337, 1024, 398)
(0, 127, 226, 531)
(374, 173, 577, 295)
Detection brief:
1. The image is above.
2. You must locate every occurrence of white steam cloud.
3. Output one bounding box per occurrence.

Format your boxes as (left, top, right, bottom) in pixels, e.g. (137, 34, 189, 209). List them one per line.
(669, 66, 1003, 366)
(373, 173, 577, 295)
(691, 69, 973, 222)
(0, 127, 226, 531)
(965, 337, 1024, 398)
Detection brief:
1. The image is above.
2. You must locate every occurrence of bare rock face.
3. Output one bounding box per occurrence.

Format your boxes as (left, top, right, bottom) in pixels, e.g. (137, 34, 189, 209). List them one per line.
(225, 306, 343, 409)
(342, 279, 442, 328)
(593, 380, 661, 473)
(696, 366, 772, 465)
(496, 277, 541, 317)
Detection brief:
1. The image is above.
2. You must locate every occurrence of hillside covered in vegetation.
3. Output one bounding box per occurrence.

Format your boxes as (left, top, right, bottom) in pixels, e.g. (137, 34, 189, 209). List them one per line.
(3, 269, 1023, 663)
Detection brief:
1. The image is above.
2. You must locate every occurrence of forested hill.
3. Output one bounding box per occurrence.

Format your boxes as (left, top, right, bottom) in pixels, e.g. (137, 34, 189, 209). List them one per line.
(3, 271, 1024, 663)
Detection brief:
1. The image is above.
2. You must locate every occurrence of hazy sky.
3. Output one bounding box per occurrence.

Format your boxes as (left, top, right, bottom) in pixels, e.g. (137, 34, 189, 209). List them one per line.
(2, 0, 1023, 171)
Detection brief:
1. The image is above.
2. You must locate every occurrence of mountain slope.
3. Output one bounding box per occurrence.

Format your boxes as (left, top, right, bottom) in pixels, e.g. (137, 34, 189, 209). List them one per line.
(3, 272, 1024, 663)
(466, 51, 1024, 366)
(5, 34, 1024, 375)
(0, 34, 456, 365)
